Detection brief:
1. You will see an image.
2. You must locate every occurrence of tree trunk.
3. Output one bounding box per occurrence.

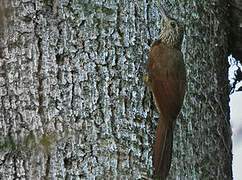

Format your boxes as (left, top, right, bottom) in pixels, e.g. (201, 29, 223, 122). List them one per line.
(0, 0, 232, 179)
(230, 0, 242, 62)
(169, 0, 232, 179)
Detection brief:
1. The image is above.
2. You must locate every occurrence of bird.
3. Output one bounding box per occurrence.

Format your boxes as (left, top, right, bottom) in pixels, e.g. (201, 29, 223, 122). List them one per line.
(143, 2, 186, 179)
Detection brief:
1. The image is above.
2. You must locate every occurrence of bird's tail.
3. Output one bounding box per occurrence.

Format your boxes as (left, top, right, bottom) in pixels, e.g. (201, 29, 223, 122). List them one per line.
(152, 117, 174, 180)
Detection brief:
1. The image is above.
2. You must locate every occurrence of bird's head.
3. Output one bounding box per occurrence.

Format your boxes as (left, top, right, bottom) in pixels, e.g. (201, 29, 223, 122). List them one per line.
(155, 2, 184, 49)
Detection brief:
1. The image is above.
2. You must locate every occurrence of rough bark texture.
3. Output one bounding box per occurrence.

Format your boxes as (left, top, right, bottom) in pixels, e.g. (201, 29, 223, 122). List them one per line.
(0, 0, 232, 179)
(169, 0, 232, 179)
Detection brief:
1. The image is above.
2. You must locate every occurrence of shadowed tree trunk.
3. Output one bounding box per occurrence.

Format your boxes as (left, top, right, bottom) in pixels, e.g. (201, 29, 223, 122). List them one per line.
(0, 0, 232, 179)
(230, 0, 242, 62)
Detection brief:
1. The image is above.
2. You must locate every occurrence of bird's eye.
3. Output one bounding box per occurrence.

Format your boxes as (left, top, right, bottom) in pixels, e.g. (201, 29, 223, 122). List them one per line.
(170, 21, 176, 28)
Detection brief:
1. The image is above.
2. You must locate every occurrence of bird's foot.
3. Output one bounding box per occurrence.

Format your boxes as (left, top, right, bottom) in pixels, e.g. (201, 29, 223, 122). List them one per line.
(143, 74, 151, 86)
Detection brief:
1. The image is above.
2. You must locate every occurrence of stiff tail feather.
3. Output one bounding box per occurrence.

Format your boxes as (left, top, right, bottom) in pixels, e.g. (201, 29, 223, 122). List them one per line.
(152, 117, 174, 180)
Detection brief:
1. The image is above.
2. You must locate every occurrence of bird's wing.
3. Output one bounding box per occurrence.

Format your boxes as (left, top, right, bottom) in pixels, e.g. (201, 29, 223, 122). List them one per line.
(147, 44, 186, 121)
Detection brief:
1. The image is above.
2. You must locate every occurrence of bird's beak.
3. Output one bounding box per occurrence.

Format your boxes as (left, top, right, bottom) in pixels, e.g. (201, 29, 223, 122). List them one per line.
(154, 2, 169, 22)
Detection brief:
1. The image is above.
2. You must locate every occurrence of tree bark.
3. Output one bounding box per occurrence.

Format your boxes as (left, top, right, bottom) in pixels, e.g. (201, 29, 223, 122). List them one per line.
(0, 0, 232, 179)
(169, 0, 232, 179)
